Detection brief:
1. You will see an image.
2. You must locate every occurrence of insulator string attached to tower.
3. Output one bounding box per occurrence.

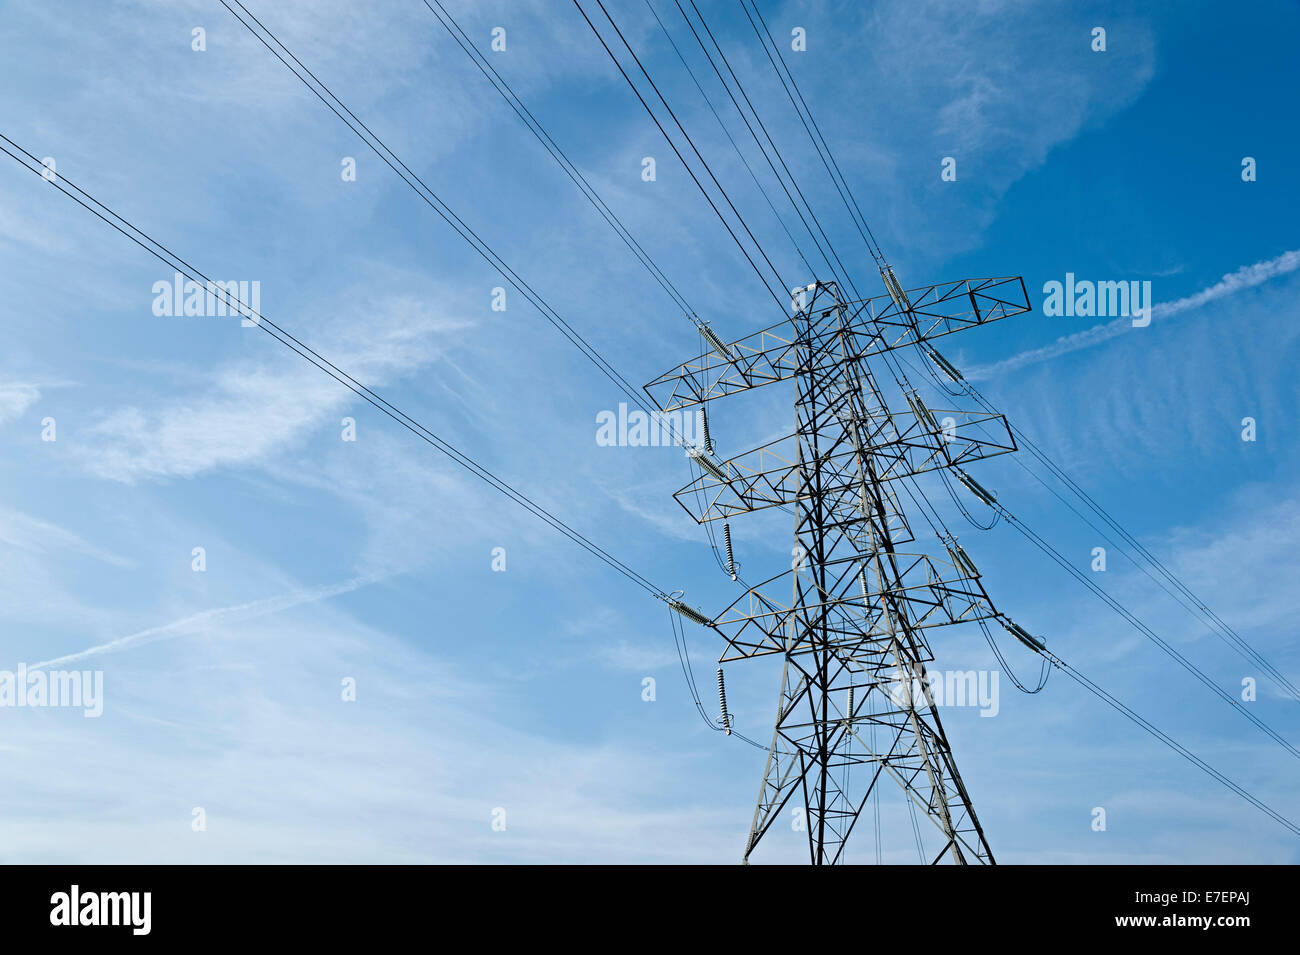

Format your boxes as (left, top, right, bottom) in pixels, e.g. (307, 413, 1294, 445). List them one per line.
(666, 599, 767, 751)
(978, 617, 1050, 694)
(717, 667, 732, 735)
(723, 522, 737, 580)
(698, 405, 714, 454)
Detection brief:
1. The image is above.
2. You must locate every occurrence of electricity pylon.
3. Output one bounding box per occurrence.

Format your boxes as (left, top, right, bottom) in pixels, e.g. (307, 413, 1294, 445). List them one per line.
(650, 272, 1033, 864)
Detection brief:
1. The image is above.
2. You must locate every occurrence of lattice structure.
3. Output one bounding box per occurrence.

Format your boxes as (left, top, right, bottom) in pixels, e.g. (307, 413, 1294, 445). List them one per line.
(652, 275, 1031, 864)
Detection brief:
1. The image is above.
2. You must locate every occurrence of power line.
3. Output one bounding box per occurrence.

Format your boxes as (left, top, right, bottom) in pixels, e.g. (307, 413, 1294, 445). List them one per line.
(678, 0, 865, 299)
(8, 114, 1293, 856)
(1, 125, 776, 755)
(418, 0, 813, 597)
(663, 1, 979, 565)
(1046, 650, 1300, 837)
(714, 0, 1300, 784)
(726, 0, 1291, 725)
(668, 605, 768, 750)
(643, 0, 815, 278)
(1010, 449, 1300, 699)
(602, 0, 956, 584)
(219, 0, 691, 450)
(420, 0, 698, 323)
(573, 0, 792, 314)
(1007, 417, 1300, 701)
(588, 1, 1300, 853)
(738, 0, 886, 265)
(975, 486, 1300, 765)
(639, 0, 1293, 738)
(907, 349, 1300, 703)
(13, 5, 1292, 854)
(0, 132, 668, 601)
(218, 1, 797, 749)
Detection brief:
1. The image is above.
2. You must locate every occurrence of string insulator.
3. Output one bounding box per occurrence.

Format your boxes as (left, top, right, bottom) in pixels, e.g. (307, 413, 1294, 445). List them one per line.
(698, 406, 714, 454)
(947, 541, 980, 578)
(956, 469, 998, 507)
(699, 322, 733, 361)
(846, 685, 855, 726)
(1003, 618, 1047, 653)
(686, 447, 730, 483)
(927, 346, 964, 382)
(717, 667, 732, 735)
(723, 522, 737, 581)
(879, 265, 912, 312)
(670, 600, 712, 627)
(904, 389, 941, 434)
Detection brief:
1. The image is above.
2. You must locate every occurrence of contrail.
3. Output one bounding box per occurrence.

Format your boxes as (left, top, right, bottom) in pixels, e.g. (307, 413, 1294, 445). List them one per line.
(30, 575, 377, 669)
(968, 248, 1300, 380)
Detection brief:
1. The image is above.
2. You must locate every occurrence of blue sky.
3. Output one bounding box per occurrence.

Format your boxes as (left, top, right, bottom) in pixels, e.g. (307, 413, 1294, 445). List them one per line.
(1, 0, 1298, 863)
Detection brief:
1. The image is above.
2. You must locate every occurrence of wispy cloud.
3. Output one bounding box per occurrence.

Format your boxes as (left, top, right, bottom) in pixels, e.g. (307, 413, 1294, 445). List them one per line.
(74, 286, 470, 482)
(0, 507, 134, 569)
(848, 0, 1156, 259)
(969, 249, 1300, 380)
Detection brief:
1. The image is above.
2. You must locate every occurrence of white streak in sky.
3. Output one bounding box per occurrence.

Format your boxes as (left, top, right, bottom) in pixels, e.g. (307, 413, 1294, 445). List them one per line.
(968, 249, 1300, 380)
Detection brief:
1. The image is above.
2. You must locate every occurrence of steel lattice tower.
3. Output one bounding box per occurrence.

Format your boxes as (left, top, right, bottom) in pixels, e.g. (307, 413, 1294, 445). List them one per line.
(649, 272, 1033, 864)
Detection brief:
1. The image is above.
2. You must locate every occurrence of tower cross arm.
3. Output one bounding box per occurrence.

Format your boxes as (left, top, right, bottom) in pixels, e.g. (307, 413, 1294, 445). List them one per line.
(671, 409, 1017, 523)
(643, 277, 1031, 412)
